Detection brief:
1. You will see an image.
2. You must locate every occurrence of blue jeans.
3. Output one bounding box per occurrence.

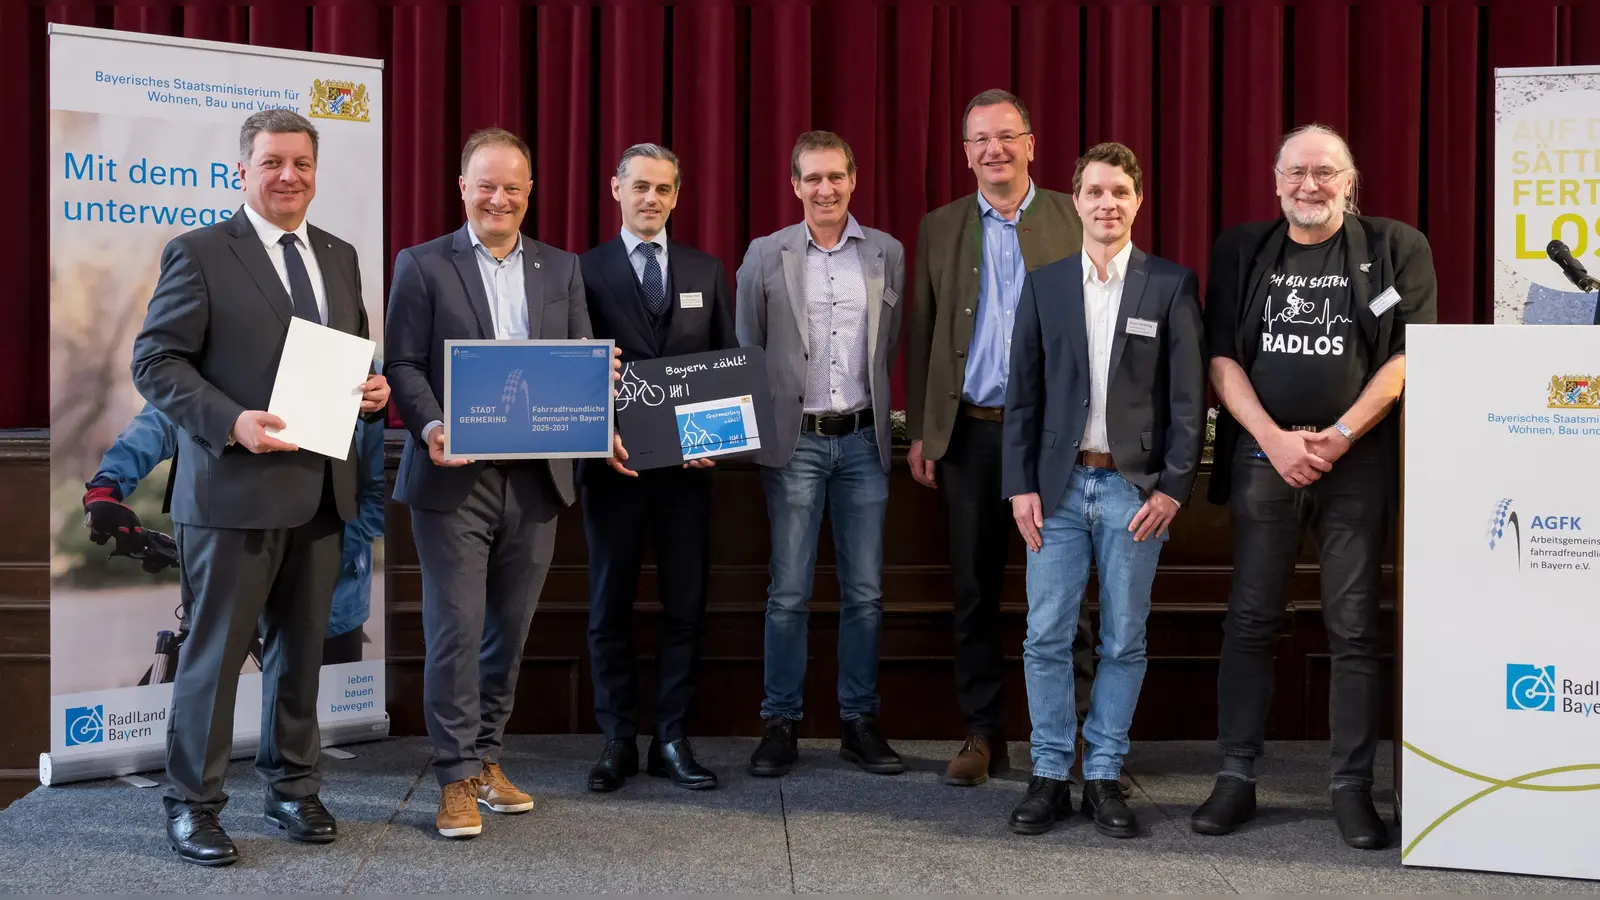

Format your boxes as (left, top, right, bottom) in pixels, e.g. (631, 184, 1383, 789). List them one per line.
(759, 430, 888, 721)
(1024, 467, 1166, 782)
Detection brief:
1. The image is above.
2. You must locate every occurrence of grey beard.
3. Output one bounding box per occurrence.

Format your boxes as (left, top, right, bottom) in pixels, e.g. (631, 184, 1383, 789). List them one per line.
(1283, 199, 1334, 229)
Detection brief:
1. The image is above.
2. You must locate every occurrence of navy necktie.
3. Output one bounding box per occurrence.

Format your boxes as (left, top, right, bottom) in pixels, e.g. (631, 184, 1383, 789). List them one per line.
(278, 233, 322, 324)
(638, 241, 666, 317)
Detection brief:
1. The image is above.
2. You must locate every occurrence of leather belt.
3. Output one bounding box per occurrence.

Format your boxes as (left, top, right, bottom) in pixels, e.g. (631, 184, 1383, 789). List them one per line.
(1076, 450, 1117, 470)
(959, 403, 1003, 423)
(1283, 424, 1324, 432)
(802, 408, 874, 437)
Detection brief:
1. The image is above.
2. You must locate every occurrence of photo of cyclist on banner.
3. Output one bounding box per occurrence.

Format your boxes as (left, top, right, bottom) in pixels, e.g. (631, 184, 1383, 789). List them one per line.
(79, 372, 386, 685)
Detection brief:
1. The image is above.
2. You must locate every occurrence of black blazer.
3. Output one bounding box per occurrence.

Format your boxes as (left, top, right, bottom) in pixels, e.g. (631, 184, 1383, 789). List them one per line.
(577, 235, 736, 484)
(130, 207, 374, 530)
(385, 224, 591, 512)
(1002, 247, 1207, 517)
(1203, 214, 1438, 506)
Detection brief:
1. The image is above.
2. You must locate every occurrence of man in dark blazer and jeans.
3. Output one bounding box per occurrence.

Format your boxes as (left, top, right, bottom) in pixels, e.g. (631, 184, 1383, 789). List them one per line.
(132, 109, 389, 866)
(580, 143, 736, 793)
(907, 88, 1099, 787)
(386, 128, 618, 840)
(1002, 142, 1205, 838)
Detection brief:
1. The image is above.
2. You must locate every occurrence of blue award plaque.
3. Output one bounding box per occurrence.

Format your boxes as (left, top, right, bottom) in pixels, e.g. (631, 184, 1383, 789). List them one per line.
(443, 339, 614, 459)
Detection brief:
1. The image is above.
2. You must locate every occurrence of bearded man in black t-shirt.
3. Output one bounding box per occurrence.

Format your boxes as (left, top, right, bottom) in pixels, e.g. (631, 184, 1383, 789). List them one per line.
(1193, 124, 1437, 850)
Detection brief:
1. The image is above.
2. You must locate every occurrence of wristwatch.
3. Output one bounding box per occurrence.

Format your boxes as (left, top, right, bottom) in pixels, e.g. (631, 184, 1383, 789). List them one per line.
(1333, 421, 1355, 444)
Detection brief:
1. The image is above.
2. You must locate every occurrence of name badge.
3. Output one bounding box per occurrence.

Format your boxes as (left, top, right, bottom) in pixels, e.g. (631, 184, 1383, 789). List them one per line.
(1126, 317, 1159, 338)
(679, 292, 704, 309)
(1369, 287, 1400, 317)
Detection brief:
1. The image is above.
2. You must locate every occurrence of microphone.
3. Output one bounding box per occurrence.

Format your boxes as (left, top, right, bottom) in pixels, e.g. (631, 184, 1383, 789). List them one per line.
(1546, 240, 1600, 292)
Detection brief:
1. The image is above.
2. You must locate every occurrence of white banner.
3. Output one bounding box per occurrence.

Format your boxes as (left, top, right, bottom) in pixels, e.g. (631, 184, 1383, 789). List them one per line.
(45, 25, 388, 785)
(1494, 66, 1600, 324)
(1402, 324, 1600, 881)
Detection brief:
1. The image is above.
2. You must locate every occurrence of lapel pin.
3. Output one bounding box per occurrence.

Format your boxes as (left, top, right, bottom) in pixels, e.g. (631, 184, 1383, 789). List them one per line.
(534, 261, 541, 269)
(1359, 262, 1371, 273)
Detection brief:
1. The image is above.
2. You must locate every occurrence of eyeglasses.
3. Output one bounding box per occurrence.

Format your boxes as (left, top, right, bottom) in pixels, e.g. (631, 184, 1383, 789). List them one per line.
(964, 132, 1031, 148)
(1277, 166, 1348, 185)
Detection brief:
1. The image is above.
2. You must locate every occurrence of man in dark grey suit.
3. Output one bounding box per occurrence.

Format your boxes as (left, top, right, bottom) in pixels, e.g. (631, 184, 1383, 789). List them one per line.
(1001, 142, 1205, 838)
(385, 128, 616, 840)
(736, 131, 906, 778)
(131, 110, 389, 866)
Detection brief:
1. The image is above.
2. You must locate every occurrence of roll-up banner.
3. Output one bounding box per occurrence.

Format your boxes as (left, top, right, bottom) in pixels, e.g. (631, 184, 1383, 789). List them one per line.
(44, 24, 387, 785)
(1495, 65, 1600, 324)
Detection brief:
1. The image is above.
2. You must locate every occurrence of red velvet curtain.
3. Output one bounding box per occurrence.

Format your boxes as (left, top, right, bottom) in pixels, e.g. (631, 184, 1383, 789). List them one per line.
(6, 3, 1600, 428)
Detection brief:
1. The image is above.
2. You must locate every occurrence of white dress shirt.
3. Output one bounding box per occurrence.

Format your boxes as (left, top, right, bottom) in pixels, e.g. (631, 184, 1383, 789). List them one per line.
(240, 203, 328, 325)
(1080, 241, 1134, 453)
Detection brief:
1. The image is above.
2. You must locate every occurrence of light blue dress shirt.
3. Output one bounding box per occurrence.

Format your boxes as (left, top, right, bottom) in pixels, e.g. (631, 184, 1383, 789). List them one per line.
(961, 181, 1037, 407)
(424, 229, 529, 441)
(469, 229, 530, 340)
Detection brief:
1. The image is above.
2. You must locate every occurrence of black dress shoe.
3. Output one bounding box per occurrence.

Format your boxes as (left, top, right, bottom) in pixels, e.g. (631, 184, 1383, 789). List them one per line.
(1081, 779, 1138, 838)
(1190, 776, 1257, 835)
(588, 738, 640, 792)
(264, 794, 338, 844)
(749, 716, 799, 777)
(648, 738, 719, 790)
(1332, 785, 1389, 849)
(838, 715, 904, 774)
(167, 807, 239, 866)
(1009, 776, 1073, 835)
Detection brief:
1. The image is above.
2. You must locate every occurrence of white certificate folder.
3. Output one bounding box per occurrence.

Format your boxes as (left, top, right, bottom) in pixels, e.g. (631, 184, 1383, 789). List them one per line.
(266, 317, 377, 460)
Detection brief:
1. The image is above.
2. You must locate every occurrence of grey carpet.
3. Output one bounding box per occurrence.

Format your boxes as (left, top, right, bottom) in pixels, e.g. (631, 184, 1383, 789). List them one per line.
(0, 737, 1594, 894)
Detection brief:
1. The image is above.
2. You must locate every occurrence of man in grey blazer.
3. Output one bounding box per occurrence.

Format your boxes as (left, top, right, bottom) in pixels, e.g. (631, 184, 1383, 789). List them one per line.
(131, 110, 389, 866)
(736, 130, 906, 778)
(385, 128, 616, 840)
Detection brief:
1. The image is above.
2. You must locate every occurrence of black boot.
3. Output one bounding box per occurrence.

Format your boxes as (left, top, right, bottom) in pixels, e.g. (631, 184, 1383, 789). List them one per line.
(1081, 779, 1137, 838)
(1332, 785, 1389, 849)
(1009, 776, 1072, 835)
(838, 715, 904, 774)
(1190, 777, 1257, 835)
(588, 738, 639, 792)
(749, 716, 799, 777)
(648, 738, 719, 790)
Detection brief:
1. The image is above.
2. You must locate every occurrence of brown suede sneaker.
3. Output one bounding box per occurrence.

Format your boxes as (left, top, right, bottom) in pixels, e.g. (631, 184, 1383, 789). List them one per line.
(944, 734, 1011, 786)
(478, 762, 534, 814)
(436, 777, 483, 838)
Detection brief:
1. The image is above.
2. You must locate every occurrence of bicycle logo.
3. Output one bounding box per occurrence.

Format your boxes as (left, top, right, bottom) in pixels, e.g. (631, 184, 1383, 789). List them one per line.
(616, 363, 665, 411)
(1506, 664, 1557, 712)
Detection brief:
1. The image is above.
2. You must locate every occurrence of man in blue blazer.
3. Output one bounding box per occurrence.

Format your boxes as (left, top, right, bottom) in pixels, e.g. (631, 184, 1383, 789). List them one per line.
(1002, 142, 1205, 838)
(579, 144, 736, 793)
(385, 128, 616, 840)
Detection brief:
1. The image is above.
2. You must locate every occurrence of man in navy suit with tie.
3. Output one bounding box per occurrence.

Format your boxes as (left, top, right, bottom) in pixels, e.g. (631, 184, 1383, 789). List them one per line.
(580, 144, 736, 792)
(1002, 142, 1205, 838)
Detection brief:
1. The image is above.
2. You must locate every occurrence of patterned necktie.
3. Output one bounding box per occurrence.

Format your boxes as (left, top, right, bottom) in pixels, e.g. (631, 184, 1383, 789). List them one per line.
(278, 233, 322, 324)
(638, 241, 666, 317)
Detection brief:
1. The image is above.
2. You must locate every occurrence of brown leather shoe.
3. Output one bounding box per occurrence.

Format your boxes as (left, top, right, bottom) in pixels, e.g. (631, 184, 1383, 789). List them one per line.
(436, 777, 483, 839)
(945, 734, 1011, 786)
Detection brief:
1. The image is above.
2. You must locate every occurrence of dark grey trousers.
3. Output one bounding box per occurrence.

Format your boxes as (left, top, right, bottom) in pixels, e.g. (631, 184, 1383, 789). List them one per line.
(163, 484, 343, 817)
(413, 464, 560, 787)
